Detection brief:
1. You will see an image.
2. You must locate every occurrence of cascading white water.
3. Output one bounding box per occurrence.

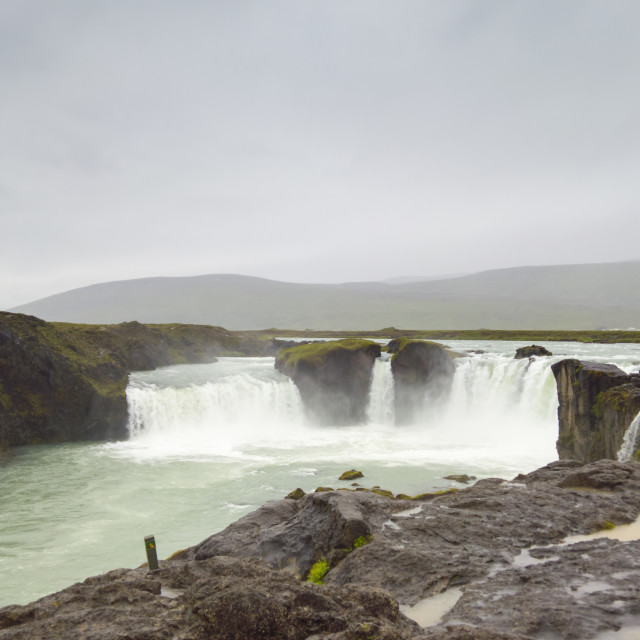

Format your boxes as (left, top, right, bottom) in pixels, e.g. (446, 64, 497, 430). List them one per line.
(406, 353, 560, 461)
(125, 353, 560, 463)
(125, 358, 304, 458)
(617, 410, 640, 462)
(445, 354, 558, 426)
(366, 357, 395, 424)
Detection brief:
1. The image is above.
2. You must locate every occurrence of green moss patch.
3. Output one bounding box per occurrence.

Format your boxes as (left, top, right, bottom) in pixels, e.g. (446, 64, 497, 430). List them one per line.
(307, 557, 330, 584)
(276, 338, 380, 372)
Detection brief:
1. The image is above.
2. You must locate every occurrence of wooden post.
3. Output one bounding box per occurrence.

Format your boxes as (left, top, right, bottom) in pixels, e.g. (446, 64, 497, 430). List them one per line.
(144, 535, 159, 571)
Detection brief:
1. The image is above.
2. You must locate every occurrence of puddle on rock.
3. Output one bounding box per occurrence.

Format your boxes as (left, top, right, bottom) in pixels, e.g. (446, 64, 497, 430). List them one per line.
(399, 587, 463, 627)
(593, 623, 640, 639)
(562, 516, 640, 545)
(160, 587, 184, 599)
(394, 505, 423, 518)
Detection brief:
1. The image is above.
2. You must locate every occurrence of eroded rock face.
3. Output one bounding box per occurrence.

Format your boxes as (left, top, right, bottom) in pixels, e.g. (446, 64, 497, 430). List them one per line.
(552, 359, 640, 461)
(390, 341, 455, 424)
(3, 459, 640, 640)
(0, 314, 129, 446)
(275, 339, 381, 424)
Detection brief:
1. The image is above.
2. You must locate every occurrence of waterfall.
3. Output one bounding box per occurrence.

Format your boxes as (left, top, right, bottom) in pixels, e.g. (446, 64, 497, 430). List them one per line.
(428, 354, 559, 458)
(125, 359, 304, 456)
(366, 358, 395, 424)
(446, 355, 558, 423)
(617, 410, 640, 462)
(123, 352, 559, 462)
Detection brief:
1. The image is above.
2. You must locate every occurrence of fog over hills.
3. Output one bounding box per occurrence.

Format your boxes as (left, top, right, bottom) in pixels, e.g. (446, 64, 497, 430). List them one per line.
(9, 261, 640, 330)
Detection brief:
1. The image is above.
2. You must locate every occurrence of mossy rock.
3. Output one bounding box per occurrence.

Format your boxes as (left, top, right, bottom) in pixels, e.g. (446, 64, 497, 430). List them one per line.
(315, 486, 334, 493)
(286, 488, 306, 500)
(275, 339, 382, 425)
(275, 338, 381, 372)
(339, 469, 364, 481)
(371, 488, 394, 499)
(444, 474, 477, 484)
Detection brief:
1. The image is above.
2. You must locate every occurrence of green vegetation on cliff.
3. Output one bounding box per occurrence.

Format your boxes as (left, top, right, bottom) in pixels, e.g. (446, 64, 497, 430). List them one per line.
(275, 338, 380, 372)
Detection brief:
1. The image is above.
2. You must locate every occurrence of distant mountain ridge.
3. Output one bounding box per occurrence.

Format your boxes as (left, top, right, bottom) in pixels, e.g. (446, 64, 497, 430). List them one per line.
(9, 261, 640, 330)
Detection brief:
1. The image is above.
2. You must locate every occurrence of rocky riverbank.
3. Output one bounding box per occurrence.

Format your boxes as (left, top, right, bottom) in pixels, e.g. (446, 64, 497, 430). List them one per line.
(2, 458, 640, 639)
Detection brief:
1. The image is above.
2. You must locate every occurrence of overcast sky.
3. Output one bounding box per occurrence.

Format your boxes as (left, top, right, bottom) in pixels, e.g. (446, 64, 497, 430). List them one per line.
(2, 0, 639, 309)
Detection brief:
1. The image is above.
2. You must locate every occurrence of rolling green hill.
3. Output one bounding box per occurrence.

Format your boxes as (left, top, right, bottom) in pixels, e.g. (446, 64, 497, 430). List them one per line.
(9, 262, 640, 330)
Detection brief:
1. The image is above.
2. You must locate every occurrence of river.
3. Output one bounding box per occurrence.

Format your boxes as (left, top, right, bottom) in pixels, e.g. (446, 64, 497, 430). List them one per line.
(1, 339, 639, 607)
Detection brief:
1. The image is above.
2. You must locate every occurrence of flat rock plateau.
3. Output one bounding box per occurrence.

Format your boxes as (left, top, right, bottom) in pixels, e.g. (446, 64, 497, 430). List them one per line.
(2, 459, 640, 639)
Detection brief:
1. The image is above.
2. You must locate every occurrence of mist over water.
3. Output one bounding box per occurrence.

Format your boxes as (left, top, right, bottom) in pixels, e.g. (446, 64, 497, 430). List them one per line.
(2, 341, 640, 607)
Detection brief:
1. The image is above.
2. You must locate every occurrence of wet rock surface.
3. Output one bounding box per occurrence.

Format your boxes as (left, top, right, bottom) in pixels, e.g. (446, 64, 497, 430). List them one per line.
(2, 459, 640, 639)
(444, 537, 640, 640)
(0, 558, 420, 640)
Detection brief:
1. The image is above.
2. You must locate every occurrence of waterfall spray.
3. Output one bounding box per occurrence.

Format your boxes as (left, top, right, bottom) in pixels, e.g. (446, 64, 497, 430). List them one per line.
(366, 358, 395, 424)
(617, 410, 640, 462)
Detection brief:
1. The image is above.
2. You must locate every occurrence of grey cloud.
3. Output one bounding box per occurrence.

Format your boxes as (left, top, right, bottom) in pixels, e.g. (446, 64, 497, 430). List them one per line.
(1, 0, 639, 308)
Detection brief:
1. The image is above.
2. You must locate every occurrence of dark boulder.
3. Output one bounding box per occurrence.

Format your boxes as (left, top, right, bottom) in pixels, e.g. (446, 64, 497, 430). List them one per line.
(275, 339, 381, 424)
(390, 340, 455, 424)
(193, 490, 375, 579)
(552, 359, 640, 461)
(514, 344, 552, 359)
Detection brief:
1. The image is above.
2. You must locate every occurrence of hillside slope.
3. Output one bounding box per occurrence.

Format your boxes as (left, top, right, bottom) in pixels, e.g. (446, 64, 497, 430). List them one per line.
(9, 262, 640, 330)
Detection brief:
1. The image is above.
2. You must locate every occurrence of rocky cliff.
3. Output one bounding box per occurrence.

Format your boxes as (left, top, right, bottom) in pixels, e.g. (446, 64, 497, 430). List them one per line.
(552, 359, 640, 462)
(0, 312, 287, 447)
(389, 340, 455, 424)
(2, 459, 640, 639)
(275, 339, 382, 424)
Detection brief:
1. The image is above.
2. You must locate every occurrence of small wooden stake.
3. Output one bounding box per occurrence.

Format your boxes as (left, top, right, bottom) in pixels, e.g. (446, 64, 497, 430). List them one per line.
(144, 535, 159, 571)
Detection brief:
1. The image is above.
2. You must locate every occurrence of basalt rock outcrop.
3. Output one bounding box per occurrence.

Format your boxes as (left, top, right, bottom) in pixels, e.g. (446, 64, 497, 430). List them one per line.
(275, 339, 381, 424)
(3, 459, 640, 639)
(514, 344, 552, 359)
(0, 312, 291, 447)
(389, 340, 455, 424)
(552, 359, 640, 462)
